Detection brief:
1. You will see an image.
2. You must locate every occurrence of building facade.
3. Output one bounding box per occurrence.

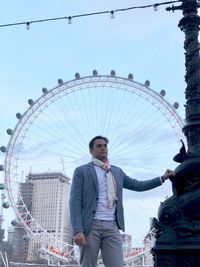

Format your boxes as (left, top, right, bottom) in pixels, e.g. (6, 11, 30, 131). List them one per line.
(7, 225, 28, 262)
(27, 172, 72, 261)
(9, 172, 72, 263)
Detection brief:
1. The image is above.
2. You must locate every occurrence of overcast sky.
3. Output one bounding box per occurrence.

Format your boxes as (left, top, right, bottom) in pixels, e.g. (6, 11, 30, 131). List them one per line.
(0, 0, 188, 246)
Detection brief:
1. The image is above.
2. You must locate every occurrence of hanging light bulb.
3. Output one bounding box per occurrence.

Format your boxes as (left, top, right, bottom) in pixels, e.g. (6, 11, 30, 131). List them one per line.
(110, 11, 115, 19)
(154, 4, 158, 11)
(68, 16, 72, 24)
(26, 22, 30, 30)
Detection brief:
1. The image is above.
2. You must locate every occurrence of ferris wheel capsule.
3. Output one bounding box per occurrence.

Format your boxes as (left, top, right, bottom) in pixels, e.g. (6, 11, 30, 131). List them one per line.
(58, 79, 63, 85)
(42, 87, 48, 94)
(160, 90, 166, 97)
(11, 219, 18, 226)
(6, 129, 13, 135)
(23, 234, 30, 240)
(28, 99, 34, 106)
(173, 102, 179, 109)
(0, 184, 5, 190)
(2, 202, 10, 209)
(93, 70, 98, 76)
(16, 113, 22, 119)
(75, 73, 80, 79)
(128, 73, 133, 80)
(110, 70, 116, 76)
(145, 80, 150, 87)
(0, 146, 6, 153)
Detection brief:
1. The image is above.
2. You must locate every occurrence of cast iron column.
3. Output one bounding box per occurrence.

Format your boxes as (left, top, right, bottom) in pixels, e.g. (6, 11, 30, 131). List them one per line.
(152, 0, 200, 266)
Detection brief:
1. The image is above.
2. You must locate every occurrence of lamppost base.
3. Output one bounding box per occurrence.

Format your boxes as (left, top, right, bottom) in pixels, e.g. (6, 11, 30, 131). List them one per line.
(152, 242, 200, 267)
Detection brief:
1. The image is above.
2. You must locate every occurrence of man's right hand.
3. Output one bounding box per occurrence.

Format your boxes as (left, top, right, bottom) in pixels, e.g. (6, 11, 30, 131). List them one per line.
(162, 169, 176, 181)
(73, 232, 87, 246)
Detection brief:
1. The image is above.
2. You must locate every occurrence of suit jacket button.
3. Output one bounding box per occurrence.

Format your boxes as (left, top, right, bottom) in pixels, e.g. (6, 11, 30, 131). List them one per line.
(96, 197, 98, 200)
(92, 210, 95, 213)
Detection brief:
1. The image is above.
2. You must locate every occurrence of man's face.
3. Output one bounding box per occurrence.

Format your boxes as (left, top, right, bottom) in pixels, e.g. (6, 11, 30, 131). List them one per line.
(90, 139, 108, 161)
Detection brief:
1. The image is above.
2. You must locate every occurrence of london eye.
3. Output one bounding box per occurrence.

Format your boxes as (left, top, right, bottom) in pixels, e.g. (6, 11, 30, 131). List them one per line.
(0, 71, 185, 264)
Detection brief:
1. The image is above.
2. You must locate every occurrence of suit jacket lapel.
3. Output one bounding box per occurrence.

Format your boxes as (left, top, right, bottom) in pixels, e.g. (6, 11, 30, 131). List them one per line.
(88, 162, 98, 192)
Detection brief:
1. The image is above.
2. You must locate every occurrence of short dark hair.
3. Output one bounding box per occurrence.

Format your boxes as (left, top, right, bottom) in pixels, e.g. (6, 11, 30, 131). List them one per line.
(89, 135, 109, 149)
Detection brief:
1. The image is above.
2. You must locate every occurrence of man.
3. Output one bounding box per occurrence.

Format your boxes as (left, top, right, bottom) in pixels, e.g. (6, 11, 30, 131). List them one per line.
(69, 135, 175, 267)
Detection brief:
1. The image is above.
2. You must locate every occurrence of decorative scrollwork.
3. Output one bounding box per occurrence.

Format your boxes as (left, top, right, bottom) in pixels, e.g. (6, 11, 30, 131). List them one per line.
(184, 126, 200, 145)
(185, 84, 200, 99)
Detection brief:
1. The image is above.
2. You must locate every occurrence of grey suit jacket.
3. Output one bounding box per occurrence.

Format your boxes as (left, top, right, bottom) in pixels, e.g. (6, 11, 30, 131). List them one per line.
(69, 162, 162, 236)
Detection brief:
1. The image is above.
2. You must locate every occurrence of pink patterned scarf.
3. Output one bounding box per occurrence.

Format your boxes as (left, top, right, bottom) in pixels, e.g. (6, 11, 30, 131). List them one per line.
(92, 157, 117, 208)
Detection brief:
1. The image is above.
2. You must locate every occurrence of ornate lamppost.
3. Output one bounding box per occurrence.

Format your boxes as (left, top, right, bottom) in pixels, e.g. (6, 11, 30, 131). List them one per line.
(152, 0, 200, 266)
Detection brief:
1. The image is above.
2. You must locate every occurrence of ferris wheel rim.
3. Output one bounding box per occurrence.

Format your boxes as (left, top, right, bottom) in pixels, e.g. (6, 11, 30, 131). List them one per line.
(2, 73, 184, 262)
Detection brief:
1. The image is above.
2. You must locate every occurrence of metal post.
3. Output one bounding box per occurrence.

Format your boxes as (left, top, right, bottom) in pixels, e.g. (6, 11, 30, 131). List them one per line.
(152, 0, 200, 266)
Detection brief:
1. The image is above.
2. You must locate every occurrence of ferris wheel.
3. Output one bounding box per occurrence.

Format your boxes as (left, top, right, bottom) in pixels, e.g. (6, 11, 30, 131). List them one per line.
(0, 70, 185, 264)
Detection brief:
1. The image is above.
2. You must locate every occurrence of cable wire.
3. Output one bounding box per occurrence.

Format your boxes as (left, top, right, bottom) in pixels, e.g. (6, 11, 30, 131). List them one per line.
(0, 0, 181, 29)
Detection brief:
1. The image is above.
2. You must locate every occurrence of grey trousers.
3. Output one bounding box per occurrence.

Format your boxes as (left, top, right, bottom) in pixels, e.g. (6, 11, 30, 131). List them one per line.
(80, 220, 123, 267)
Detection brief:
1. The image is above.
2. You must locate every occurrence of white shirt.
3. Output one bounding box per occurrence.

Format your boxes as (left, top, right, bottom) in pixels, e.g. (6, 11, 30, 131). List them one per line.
(94, 165, 116, 221)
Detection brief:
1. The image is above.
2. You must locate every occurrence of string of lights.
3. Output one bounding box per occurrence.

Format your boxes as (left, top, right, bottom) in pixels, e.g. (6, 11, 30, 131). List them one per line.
(0, 0, 181, 30)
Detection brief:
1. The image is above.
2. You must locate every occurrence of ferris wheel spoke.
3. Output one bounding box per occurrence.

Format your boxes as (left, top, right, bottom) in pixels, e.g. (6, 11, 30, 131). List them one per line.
(79, 87, 95, 137)
(65, 90, 92, 144)
(44, 94, 87, 149)
(110, 92, 141, 147)
(21, 136, 85, 160)
(86, 87, 99, 135)
(23, 120, 86, 156)
(112, 110, 173, 155)
(111, 102, 159, 151)
(104, 87, 122, 136)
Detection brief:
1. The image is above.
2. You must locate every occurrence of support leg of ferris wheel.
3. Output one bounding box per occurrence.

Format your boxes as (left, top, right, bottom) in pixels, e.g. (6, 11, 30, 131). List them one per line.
(123, 248, 154, 266)
(47, 255, 61, 266)
(39, 248, 80, 267)
(0, 251, 9, 267)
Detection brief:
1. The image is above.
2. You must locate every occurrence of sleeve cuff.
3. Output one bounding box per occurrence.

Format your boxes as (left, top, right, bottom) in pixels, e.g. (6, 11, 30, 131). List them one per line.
(160, 176, 165, 184)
